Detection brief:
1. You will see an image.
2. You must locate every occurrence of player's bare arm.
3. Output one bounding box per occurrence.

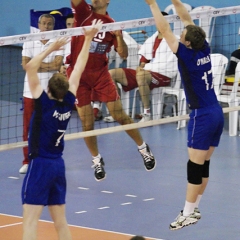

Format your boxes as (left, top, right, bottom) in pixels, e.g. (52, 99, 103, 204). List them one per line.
(145, 0, 179, 53)
(38, 55, 63, 72)
(69, 19, 103, 96)
(171, 0, 194, 27)
(71, 0, 82, 7)
(25, 38, 70, 99)
(114, 30, 128, 60)
(22, 56, 31, 71)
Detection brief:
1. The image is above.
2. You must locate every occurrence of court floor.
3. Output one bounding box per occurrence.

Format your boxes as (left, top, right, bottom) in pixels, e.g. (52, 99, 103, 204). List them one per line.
(0, 114, 240, 240)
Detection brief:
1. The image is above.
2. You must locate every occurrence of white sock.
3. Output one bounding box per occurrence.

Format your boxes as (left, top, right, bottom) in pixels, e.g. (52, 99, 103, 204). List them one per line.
(93, 101, 101, 109)
(195, 195, 202, 208)
(138, 142, 147, 150)
(183, 201, 195, 217)
(144, 108, 151, 115)
(92, 153, 101, 160)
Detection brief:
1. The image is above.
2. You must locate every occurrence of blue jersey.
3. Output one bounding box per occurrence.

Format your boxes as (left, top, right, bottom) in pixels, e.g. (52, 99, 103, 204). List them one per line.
(28, 91, 75, 159)
(176, 41, 218, 109)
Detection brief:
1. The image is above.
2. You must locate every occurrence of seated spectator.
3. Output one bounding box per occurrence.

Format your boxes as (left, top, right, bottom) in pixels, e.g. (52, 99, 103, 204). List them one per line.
(107, 14, 178, 122)
(226, 47, 240, 75)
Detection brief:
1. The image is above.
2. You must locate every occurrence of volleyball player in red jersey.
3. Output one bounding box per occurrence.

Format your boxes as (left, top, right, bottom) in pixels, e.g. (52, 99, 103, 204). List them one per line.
(67, 0, 156, 181)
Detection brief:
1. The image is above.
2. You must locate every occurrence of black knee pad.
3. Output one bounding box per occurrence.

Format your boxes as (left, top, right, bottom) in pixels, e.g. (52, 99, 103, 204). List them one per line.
(202, 160, 210, 178)
(187, 160, 203, 185)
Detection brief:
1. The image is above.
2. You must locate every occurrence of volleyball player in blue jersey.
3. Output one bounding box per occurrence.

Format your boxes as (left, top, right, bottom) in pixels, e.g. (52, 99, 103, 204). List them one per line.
(21, 19, 103, 240)
(145, 0, 224, 230)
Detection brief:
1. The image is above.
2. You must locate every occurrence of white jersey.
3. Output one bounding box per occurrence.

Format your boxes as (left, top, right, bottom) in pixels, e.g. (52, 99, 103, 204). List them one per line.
(138, 31, 178, 78)
(22, 39, 64, 98)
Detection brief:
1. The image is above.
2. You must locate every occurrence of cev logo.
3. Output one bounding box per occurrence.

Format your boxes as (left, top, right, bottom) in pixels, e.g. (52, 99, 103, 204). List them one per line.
(19, 36, 27, 41)
(213, 10, 220, 14)
(138, 20, 146, 25)
(60, 31, 67, 35)
(120, 23, 125, 29)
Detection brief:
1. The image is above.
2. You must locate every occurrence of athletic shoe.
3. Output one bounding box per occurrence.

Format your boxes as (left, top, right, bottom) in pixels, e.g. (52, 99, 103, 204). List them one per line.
(193, 207, 201, 220)
(19, 164, 28, 174)
(138, 144, 156, 171)
(139, 114, 151, 123)
(91, 158, 106, 181)
(169, 211, 198, 230)
(103, 116, 116, 123)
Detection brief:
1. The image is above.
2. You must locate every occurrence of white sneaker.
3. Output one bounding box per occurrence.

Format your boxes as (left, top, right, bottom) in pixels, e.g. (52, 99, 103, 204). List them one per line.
(19, 164, 28, 174)
(103, 116, 115, 123)
(193, 207, 201, 220)
(169, 211, 198, 230)
(138, 114, 151, 123)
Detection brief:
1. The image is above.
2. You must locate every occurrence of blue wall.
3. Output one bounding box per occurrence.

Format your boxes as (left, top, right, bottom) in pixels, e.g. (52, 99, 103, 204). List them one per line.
(0, 0, 238, 36)
(0, 0, 239, 58)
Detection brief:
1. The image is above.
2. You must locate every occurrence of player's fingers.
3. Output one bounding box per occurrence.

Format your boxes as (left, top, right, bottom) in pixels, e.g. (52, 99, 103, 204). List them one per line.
(94, 19, 103, 31)
(92, 19, 97, 27)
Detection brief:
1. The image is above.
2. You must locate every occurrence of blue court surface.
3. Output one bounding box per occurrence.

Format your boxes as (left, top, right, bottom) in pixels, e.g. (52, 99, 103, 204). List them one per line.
(0, 112, 240, 240)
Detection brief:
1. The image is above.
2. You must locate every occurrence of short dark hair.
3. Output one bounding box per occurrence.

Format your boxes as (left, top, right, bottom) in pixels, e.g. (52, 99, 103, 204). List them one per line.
(66, 13, 74, 19)
(185, 25, 206, 50)
(48, 73, 69, 100)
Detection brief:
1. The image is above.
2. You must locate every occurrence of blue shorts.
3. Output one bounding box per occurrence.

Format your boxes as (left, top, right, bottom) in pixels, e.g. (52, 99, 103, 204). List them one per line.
(21, 156, 66, 205)
(188, 104, 224, 150)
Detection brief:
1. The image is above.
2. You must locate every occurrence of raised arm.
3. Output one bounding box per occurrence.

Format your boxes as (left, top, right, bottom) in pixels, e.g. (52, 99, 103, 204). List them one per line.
(68, 19, 103, 95)
(145, 0, 179, 53)
(71, 0, 82, 7)
(25, 38, 70, 99)
(171, 0, 194, 27)
(114, 30, 128, 60)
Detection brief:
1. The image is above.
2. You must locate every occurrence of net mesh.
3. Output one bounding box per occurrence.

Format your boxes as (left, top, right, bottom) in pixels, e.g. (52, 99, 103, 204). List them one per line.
(0, 6, 240, 151)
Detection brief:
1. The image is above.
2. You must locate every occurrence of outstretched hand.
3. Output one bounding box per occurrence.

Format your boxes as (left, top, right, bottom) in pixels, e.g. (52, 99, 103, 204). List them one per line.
(83, 19, 103, 39)
(49, 37, 70, 52)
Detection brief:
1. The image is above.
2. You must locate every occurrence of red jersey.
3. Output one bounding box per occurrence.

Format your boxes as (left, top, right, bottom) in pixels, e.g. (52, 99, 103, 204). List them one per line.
(69, 0, 118, 71)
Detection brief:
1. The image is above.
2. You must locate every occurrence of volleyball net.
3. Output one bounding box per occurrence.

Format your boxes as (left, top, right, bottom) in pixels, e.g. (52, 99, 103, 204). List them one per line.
(0, 5, 240, 151)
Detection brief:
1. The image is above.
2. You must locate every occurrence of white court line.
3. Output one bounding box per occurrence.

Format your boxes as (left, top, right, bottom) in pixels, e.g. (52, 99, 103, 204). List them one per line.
(98, 206, 110, 210)
(125, 194, 137, 197)
(121, 202, 132, 205)
(101, 190, 113, 194)
(143, 198, 155, 201)
(0, 213, 164, 240)
(78, 187, 89, 190)
(75, 211, 87, 214)
(0, 222, 22, 228)
(8, 176, 19, 179)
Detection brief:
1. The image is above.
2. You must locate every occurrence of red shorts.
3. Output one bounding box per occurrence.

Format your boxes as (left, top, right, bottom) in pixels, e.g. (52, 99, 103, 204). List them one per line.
(122, 68, 171, 92)
(67, 65, 120, 107)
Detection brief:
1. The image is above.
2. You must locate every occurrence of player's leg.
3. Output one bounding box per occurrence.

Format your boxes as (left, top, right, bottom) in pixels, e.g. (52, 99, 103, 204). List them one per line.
(109, 68, 129, 87)
(76, 104, 105, 181)
(20, 97, 34, 174)
(170, 106, 223, 230)
(48, 205, 72, 240)
(76, 104, 98, 156)
(107, 99, 156, 171)
(22, 204, 43, 240)
(136, 67, 152, 118)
